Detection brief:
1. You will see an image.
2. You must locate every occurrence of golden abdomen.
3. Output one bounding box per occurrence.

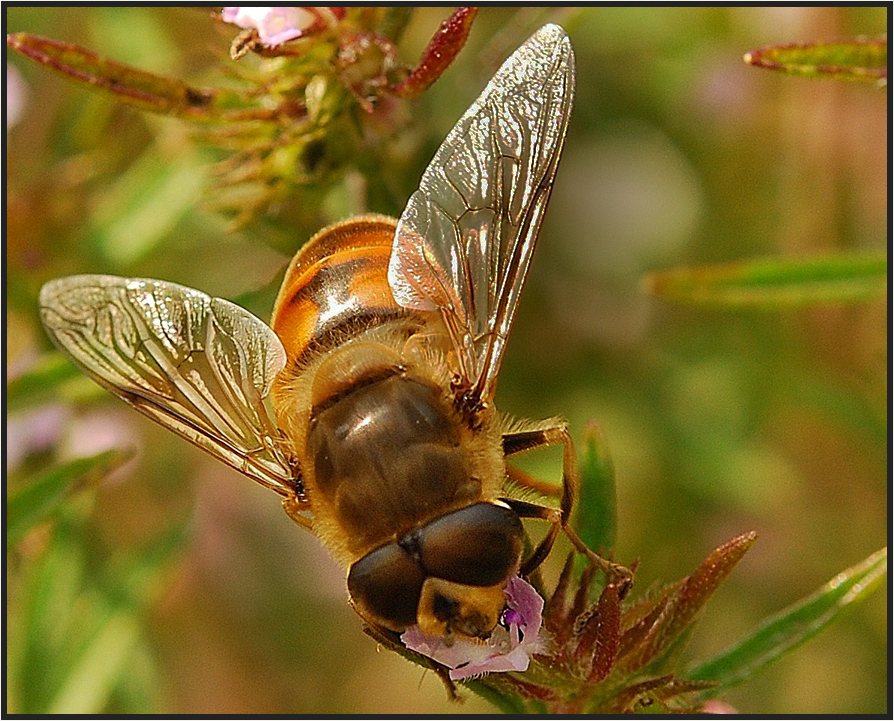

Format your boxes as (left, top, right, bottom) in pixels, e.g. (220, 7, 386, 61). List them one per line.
(271, 215, 412, 367)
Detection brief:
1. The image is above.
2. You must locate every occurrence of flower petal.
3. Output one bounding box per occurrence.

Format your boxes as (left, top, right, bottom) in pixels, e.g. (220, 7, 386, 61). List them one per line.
(401, 576, 546, 679)
(221, 7, 344, 47)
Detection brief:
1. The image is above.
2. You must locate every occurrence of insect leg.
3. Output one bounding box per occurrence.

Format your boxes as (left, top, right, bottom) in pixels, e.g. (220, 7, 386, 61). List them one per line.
(354, 604, 460, 700)
(506, 464, 562, 497)
(282, 494, 314, 530)
(502, 422, 579, 532)
(501, 423, 633, 595)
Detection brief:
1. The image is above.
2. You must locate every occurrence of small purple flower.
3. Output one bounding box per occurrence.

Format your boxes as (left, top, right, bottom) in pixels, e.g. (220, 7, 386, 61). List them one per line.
(221, 7, 344, 47)
(401, 576, 546, 681)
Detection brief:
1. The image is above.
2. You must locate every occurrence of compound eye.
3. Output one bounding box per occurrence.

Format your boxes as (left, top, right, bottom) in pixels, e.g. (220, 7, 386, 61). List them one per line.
(348, 542, 425, 631)
(418, 502, 524, 588)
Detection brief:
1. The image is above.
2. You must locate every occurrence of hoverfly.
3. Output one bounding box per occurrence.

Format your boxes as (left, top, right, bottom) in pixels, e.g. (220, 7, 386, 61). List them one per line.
(40, 24, 629, 655)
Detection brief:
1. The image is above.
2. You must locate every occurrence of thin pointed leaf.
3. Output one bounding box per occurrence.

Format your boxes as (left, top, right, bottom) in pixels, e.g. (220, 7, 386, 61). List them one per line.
(545, 553, 576, 646)
(7, 449, 134, 546)
(606, 676, 715, 714)
(610, 674, 675, 713)
(6, 354, 89, 413)
(745, 37, 887, 83)
(623, 533, 757, 670)
(463, 678, 530, 715)
(577, 422, 618, 553)
(88, 147, 206, 265)
(46, 611, 141, 714)
(569, 565, 597, 626)
(656, 533, 757, 653)
(12, 513, 186, 713)
(585, 582, 622, 683)
(616, 595, 671, 668)
(688, 547, 887, 695)
(646, 254, 886, 309)
(6, 33, 246, 121)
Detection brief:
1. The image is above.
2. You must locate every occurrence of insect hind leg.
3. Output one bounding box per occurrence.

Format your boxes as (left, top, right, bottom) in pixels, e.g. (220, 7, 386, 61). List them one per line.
(501, 422, 633, 595)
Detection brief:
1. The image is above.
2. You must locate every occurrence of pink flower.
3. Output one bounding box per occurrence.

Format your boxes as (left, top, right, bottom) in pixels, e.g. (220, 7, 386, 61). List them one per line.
(701, 700, 738, 714)
(7, 64, 28, 129)
(401, 576, 546, 681)
(6, 405, 69, 471)
(221, 7, 344, 47)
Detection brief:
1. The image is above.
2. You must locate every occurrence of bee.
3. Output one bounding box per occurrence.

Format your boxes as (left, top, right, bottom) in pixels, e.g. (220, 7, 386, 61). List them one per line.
(39, 24, 629, 649)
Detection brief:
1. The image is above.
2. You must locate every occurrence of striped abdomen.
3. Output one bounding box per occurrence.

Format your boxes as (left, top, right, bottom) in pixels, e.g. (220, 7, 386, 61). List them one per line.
(271, 215, 416, 368)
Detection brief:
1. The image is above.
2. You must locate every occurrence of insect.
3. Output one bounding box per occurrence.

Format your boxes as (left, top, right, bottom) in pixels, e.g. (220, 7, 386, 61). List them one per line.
(39, 24, 629, 651)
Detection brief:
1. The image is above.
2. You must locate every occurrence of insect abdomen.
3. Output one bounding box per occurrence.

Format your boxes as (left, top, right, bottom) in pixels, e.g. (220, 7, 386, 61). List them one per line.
(271, 216, 414, 367)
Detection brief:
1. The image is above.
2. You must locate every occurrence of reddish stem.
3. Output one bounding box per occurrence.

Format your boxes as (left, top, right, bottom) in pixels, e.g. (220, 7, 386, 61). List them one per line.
(390, 7, 479, 98)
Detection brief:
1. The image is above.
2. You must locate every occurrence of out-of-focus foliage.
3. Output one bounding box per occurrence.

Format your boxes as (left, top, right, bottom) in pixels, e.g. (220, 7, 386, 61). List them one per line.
(646, 253, 886, 308)
(462, 532, 760, 713)
(6, 6, 887, 715)
(744, 35, 887, 84)
(688, 547, 888, 696)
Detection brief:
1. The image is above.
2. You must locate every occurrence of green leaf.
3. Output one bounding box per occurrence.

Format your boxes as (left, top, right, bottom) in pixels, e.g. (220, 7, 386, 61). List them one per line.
(577, 422, 618, 554)
(6, 354, 90, 413)
(12, 514, 90, 713)
(88, 146, 206, 266)
(464, 678, 531, 715)
(687, 547, 887, 695)
(744, 36, 887, 84)
(41, 522, 187, 714)
(645, 253, 886, 309)
(9, 504, 187, 713)
(46, 611, 141, 714)
(7, 449, 134, 546)
(5, 32, 249, 121)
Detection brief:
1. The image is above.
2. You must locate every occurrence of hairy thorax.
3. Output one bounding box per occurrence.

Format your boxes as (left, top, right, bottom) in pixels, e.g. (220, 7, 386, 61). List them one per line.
(273, 331, 505, 564)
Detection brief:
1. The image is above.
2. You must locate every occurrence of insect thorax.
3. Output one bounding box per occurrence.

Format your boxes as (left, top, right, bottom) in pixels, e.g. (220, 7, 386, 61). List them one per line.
(305, 338, 487, 559)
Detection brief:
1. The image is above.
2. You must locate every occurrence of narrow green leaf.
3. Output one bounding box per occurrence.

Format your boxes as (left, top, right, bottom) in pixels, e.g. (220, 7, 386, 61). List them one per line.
(89, 148, 205, 265)
(646, 254, 886, 309)
(7, 449, 134, 546)
(46, 611, 140, 714)
(577, 422, 618, 553)
(5, 32, 250, 121)
(464, 678, 531, 715)
(687, 547, 887, 695)
(6, 354, 86, 413)
(13, 514, 90, 714)
(744, 36, 887, 83)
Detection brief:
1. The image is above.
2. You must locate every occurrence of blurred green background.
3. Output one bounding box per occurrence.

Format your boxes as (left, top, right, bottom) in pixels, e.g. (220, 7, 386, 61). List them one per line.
(6, 6, 887, 715)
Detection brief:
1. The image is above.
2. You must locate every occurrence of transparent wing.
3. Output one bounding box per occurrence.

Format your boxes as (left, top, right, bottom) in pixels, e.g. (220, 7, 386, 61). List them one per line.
(388, 24, 575, 404)
(39, 275, 298, 496)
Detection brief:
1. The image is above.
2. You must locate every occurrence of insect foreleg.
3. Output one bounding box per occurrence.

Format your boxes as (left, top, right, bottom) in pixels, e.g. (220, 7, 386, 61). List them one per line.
(501, 423, 633, 595)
